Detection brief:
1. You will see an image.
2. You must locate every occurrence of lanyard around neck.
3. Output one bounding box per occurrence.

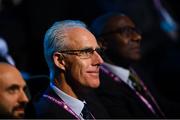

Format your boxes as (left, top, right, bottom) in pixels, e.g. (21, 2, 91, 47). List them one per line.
(43, 94, 81, 119)
(100, 65, 165, 117)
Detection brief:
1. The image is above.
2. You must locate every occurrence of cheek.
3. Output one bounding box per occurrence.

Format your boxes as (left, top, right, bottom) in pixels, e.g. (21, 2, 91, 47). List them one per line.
(70, 61, 86, 80)
(114, 45, 126, 56)
(0, 95, 15, 113)
(72, 60, 92, 83)
(110, 39, 126, 51)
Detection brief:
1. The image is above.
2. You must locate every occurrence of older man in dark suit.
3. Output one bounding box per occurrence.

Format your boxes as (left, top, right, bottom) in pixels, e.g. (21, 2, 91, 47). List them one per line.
(33, 20, 108, 119)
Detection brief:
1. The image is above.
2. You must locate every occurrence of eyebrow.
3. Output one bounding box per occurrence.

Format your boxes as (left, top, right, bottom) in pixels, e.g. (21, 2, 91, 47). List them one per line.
(6, 84, 27, 91)
(6, 84, 20, 91)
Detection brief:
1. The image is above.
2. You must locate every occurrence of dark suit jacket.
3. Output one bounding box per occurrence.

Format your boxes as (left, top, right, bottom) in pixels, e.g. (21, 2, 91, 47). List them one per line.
(95, 67, 165, 118)
(34, 87, 75, 119)
(33, 86, 109, 119)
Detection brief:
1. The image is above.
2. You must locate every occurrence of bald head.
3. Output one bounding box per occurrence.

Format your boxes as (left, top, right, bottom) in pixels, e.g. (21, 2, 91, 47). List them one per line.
(0, 62, 20, 75)
(0, 62, 29, 118)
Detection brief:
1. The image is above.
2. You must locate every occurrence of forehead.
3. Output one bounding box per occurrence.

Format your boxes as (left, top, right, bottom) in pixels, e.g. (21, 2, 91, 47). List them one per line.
(104, 16, 135, 31)
(0, 66, 25, 89)
(66, 27, 98, 49)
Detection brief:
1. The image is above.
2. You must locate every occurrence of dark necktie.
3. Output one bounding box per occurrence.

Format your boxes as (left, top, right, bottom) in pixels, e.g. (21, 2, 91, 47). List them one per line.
(129, 69, 165, 117)
(129, 71, 144, 93)
(129, 70, 155, 103)
(101, 65, 165, 117)
(81, 103, 94, 119)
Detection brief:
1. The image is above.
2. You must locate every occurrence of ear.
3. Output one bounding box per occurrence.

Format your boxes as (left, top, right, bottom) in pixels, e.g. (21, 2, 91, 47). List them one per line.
(97, 37, 108, 50)
(53, 52, 66, 71)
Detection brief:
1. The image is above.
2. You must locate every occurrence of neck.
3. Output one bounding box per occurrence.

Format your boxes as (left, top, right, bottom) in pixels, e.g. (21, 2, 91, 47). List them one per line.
(53, 73, 78, 99)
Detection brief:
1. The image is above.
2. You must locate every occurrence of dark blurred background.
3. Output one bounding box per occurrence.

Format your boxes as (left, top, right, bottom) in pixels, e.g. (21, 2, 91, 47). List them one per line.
(0, 0, 180, 113)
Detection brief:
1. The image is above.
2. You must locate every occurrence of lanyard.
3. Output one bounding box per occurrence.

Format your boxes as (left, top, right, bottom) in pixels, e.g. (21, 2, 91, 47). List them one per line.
(129, 67, 165, 117)
(100, 64, 165, 116)
(43, 94, 81, 120)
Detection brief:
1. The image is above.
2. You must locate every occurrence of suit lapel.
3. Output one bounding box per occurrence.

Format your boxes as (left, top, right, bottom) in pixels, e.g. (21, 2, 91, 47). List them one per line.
(100, 66, 159, 116)
(43, 87, 79, 119)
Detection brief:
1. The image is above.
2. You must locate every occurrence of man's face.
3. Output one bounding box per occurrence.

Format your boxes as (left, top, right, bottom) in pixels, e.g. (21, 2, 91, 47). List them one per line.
(0, 66, 29, 118)
(103, 15, 142, 61)
(62, 28, 104, 88)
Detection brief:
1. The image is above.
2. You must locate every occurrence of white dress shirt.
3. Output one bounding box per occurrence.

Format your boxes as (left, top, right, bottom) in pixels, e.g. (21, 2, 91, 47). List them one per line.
(103, 62, 135, 90)
(50, 83, 85, 119)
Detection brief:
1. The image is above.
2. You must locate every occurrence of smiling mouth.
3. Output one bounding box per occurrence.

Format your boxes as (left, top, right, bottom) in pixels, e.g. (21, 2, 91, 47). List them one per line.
(87, 71, 99, 77)
(87, 70, 99, 73)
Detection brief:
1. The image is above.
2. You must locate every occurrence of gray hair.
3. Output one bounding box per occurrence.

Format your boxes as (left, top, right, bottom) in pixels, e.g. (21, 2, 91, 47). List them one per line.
(44, 20, 87, 74)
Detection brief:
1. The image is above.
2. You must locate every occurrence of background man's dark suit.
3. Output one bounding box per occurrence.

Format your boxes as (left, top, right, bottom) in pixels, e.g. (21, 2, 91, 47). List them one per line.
(95, 68, 163, 118)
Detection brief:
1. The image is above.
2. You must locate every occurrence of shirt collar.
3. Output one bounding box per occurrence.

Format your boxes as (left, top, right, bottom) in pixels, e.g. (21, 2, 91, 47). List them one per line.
(103, 62, 130, 84)
(50, 83, 84, 116)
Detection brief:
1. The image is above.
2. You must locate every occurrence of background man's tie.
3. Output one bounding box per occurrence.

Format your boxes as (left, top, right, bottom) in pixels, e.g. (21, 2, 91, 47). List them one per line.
(129, 71, 144, 93)
(129, 68, 165, 117)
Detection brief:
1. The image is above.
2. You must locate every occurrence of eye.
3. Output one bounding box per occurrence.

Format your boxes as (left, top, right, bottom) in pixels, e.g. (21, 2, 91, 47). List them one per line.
(7, 85, 20, 94)
(76, 48, 94, 58)
(80, 48, 94, 54)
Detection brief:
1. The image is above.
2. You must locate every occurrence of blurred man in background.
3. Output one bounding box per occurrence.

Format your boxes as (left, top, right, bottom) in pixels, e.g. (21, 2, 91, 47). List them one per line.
(90, 12, 165, 118)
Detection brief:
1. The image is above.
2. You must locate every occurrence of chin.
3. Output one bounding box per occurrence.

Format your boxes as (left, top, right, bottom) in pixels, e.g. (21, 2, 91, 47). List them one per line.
(131, 55, 141, 61)
(89, 79, 100, 88)
(13, 112, 25, 119)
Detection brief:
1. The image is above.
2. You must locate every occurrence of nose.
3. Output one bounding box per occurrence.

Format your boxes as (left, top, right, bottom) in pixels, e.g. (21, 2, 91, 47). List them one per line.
(19, 90, 29, 103)
(132, 32, 142, 42)
(93, 51, 104, 65)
